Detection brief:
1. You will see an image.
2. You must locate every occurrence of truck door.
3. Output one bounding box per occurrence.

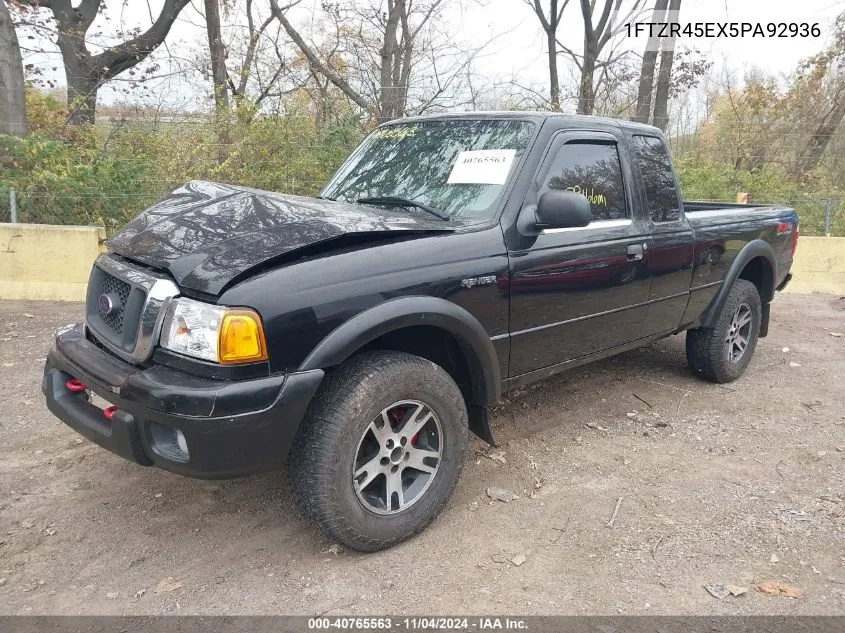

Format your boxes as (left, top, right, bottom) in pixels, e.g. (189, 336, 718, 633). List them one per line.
(628, 134, 695, 335)
(506, 131, 652, 377)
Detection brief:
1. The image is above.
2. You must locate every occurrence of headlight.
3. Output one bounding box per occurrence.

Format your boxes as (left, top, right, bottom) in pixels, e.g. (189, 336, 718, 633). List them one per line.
(160, 298, 268, 364)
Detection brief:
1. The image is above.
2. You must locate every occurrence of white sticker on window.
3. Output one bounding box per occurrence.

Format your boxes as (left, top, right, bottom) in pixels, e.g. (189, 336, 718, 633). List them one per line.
(447, 149, 516, 185)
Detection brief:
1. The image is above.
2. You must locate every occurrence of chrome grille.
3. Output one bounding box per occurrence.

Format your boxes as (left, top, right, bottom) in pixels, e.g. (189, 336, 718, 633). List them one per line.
(98, 272, 132, 335)
(85, 254, 179, 363)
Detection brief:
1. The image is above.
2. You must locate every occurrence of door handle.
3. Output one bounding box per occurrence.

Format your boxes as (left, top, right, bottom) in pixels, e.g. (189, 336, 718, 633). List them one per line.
(627, 243, 646, 261)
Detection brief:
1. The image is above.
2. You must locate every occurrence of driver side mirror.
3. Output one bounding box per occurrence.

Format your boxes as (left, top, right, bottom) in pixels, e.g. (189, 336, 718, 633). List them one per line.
(535, 190, 592, 230)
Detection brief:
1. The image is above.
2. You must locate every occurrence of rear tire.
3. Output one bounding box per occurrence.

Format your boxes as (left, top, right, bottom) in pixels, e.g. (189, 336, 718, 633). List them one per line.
(686, 279, 762, 383)
(289, 350, 468, 552)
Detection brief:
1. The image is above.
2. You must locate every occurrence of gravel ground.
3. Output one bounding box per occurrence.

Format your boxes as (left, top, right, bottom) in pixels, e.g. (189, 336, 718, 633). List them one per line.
(0, 293, 843, 615)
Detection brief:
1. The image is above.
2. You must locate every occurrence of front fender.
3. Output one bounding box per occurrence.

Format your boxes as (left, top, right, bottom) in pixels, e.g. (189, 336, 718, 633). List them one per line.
(298, 296, 501, 406)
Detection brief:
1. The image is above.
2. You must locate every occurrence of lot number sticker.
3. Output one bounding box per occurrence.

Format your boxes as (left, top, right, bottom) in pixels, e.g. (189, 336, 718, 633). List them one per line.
(447, 149, 516, 185)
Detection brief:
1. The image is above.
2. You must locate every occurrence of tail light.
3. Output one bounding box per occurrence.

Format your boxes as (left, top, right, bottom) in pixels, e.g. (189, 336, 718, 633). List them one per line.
(792, 223, 799, 258)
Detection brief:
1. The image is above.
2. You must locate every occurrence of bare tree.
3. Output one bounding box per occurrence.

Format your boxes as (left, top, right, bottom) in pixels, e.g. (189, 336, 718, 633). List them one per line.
(633, 0, 667, 123)
(791, 13, 845, 178)
(0, 0, 27, 135)
(568, 0, 645, 115)
(270, 0, 477, 122)
(652, 0, 680, 131)
(226, 0, 286, 114)
(270, 0, 373, 115)
(523, 0, 571, 111)
(34, 0, 190, 124)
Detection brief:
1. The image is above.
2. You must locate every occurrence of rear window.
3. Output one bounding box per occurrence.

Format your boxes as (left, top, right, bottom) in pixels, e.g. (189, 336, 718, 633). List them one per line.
(631, 135, 681, 222)
(540, 142, 628, 221)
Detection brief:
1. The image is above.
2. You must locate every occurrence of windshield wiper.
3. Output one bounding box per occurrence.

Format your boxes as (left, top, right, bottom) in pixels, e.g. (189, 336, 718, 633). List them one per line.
(356, 196, 450, 221)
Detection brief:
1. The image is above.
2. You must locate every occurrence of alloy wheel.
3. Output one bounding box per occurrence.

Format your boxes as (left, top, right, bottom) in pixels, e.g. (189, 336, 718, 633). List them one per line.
(725, 302, 753, 363)
(352, 400, 442, 515)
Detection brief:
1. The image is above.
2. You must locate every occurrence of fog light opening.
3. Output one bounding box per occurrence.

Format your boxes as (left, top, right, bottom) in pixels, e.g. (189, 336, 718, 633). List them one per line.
(150, 423, 190, 463)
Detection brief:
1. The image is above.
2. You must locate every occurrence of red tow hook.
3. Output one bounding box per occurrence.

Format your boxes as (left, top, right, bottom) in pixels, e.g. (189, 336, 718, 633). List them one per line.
(103, 405, 119, 421)
(66, 379, 88, 393)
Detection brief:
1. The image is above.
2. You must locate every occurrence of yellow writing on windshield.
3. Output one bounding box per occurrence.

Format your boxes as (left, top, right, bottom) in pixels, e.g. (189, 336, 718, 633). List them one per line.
(371, 125, 418, 141)
(566, 185, 607, 206)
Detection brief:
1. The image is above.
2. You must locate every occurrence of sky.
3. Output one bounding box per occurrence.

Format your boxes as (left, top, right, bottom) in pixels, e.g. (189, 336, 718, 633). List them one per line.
(21, 0, 845, 111)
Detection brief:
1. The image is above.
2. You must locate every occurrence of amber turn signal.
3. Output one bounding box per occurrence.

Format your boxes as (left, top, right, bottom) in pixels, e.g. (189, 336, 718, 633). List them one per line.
(217, 309, 268, 364)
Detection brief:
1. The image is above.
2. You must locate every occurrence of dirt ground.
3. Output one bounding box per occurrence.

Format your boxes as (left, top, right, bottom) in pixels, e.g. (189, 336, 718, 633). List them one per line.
(0, 293, 843, 616)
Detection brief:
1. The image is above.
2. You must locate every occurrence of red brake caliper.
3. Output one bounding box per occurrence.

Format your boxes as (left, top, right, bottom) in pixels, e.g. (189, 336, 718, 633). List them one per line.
(389, 407, 418, 445)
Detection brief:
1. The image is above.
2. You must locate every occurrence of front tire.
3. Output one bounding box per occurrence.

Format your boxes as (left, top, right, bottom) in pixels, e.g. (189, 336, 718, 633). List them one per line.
(686, 279, 762, 383)
(289, 351, 468, 552)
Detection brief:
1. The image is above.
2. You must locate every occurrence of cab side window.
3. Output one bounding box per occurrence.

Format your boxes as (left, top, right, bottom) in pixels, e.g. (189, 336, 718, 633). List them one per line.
(631, 135, 681, 223)
(540, 142, 628, 221)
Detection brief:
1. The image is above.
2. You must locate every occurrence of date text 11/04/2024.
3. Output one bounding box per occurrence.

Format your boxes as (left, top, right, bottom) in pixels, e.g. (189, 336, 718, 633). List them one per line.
(625, 22, 821, 39)
(307, 618, 528, 630)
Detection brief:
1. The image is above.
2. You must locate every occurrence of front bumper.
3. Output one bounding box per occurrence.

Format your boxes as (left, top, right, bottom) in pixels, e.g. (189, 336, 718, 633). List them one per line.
(42, 325, 323, 478)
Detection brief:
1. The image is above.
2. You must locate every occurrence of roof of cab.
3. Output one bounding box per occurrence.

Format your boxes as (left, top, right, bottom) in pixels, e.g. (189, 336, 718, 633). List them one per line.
(384, 111, 663, 135)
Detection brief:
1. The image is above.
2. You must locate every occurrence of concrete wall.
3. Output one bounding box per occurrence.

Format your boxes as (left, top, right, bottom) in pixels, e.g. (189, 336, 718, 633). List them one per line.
(0, 224, 106, 302)
(785, 236, 845, 296)
(0, 225, 842, 301)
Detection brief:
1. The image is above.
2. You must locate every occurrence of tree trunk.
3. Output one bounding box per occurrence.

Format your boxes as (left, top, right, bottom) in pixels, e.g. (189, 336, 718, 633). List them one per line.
(378, 0, 404, 122)
(547, 29, 561, 111)
(652, 0, 681, 131)
(577, 42, 596, 114)
(204, 0, 229, 112)
(633, 0, 668, 123)
(0, 0, 27, 135)
(204, 0, 229, 163)
(66, 70, 99, 126)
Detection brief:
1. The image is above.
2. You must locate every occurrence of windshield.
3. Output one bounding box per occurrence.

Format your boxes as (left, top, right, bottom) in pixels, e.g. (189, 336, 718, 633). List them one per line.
(321, 119, 535, 223)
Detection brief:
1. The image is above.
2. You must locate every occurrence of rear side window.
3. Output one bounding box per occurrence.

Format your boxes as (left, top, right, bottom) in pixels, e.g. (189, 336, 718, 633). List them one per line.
(540, 142, 627, 221)
(631, 135, 681, 222)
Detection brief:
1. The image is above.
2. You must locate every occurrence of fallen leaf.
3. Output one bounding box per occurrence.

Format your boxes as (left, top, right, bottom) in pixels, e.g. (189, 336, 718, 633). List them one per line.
(153, 577, 182, 593)
(510, 553, 527, 567)
(704, 584, 731, 600)
(755, 580, 803, 598)
(486, 486, 518, 503)
(485, 451, 507, 465)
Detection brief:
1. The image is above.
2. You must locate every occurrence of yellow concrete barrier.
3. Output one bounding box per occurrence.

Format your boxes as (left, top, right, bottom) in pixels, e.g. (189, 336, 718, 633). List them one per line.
(785, 236, 845, 295)
(0, 225, 842, 301)
(0, 224, 106, 302)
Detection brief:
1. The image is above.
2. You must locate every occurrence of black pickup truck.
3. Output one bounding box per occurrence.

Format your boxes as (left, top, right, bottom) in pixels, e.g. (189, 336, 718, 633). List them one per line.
(42, 113, 797, 551)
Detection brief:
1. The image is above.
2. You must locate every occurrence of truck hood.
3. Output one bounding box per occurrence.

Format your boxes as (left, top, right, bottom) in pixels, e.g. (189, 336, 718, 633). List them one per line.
(108, 180, 454, 295)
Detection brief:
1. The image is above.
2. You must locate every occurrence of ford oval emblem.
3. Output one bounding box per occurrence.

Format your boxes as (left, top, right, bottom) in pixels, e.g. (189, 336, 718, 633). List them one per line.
(99, 293, 117, 315)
